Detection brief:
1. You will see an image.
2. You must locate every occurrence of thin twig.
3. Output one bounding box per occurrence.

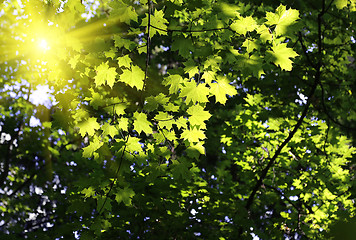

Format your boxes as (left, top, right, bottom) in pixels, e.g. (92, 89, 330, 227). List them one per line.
(141, 1, 152, 108)
(97, 135, 129, 216)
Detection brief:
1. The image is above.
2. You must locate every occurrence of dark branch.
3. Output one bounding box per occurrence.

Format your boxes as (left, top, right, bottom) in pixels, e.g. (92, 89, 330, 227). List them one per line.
(96, 135, 128, 216)
(298, 32, 316, 68)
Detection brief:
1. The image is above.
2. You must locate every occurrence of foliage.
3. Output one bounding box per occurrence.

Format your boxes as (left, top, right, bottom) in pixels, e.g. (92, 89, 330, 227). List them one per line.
(0, 0, 356, 239)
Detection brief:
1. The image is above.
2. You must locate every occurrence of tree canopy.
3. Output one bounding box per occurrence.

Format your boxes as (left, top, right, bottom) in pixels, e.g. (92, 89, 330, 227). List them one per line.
(1, 0, 356, 239)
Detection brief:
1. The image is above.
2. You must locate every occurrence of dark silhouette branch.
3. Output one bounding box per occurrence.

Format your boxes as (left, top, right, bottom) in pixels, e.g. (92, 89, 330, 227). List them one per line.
(96, 135, 129, 216)
(245, 72, 320, 211)
(298, 32, 316, 68)
(245, 1, 327, 211)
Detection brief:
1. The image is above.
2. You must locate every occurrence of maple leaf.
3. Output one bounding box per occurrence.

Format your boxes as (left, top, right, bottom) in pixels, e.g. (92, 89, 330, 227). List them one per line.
(81, 187, 95, 198)
(94, 62, 117, 88)
(231, 16, 258, 35)
(97, 197, 112, 212)
(181, 127, 206, 143)
(133, 112, 152, 134)
(163, 75, 183, 94)
(117, 55, 132, 68)
(242, 39, 258, 53)
(334, 0, 348, 9)
(171, 159, 192, 180)
(187, 105, 211, 129)
(69, 54, 80, 69)
(109, 0, 138, 24)
(267, 43, 299, 71)
(126, 137, 143, 154)
(175, 116, 188, 130)
(144, 93, 169, 111)
(115, 187, 135, 206)
(257, 25, 273, 43)
(141, 9, 168, 37)
(210, 76, 238, 104)
(118, 117, 129, 131)
(179, 81, 209, 104)
(266, 5, 299, 36)
(77, 117, 100, 137)
(82, 136, 103, 158)
(184, 59, 200, 79)
(201, 71, 216, 84)
(102, 122, 118, 138)
(171, 36, 194, 56)
(164, 102, 179, 112)
(155, 111, 174, 130)
(119, 65, 145, 90)
(104, 48, 116, 60)
(114, 35, 136, 50)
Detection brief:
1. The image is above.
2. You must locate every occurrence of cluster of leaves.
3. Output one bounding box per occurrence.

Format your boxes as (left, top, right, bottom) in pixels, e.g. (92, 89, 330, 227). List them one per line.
(0, 0, 356, 239)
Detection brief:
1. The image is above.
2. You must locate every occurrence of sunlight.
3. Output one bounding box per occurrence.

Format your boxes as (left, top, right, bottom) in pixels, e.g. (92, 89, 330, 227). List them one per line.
(37, 39, 51, 52)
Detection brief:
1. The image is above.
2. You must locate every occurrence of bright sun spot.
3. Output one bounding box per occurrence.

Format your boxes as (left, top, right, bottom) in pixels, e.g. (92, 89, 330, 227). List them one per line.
(37, 39, 51, 52)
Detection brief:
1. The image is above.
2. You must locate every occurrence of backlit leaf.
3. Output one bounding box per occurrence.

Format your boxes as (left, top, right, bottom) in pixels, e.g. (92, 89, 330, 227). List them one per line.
(94, 62, 117, 88)
(119, 65, 145, 90)
(77, 117, 100, 137)
(267, 43, 299, 71)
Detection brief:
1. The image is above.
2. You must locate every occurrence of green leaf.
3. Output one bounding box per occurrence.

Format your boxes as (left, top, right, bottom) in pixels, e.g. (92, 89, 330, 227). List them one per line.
(109, 0, 138, 24)
(97, 197, 112, 212)
(114, 35, 136, 50)
(187, 104, 211, 129)
(115, 187, 135, 206)
(175, 116, 188, 130)
(210, 76, 237, 104)
(242, 39, 258, 53)
(267, 43, 299, 71)
(81, 187, 95, 198)
(163, 75, 183, 94)
(77, 117, 100, 137)
(179, 81, 210, 104)
(126, 137, 143, 154)
(257, 24, 273, 42)
(82, 136, 103, 158)
(94, 62, 117, 88)
(104, 48, 117, 60)
(117, 55, 132, 68)
(69, 54, 80, 68)
(141, 9, 168, 37)
(171, 36, 194, 56)
(230, 16, 258, 35)
(181, 127, 206, 143)
(102, 122, 118, 138)
(266, 5, 299, 36)
(201, 71, 216, 84)
(155, 111, 174, 129)
(171, 159, 192, 180)
(133, 112, 152, 134)
(144, 93, 169, 111)
(118, 117, 129, 132)
(119, 65, 145, 90)
(334, 0, 348, 9)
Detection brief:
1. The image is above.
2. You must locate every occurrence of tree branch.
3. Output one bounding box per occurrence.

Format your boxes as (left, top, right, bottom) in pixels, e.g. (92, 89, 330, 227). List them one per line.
(298, 32, 316, 68)
(96, 135, 129, 216)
